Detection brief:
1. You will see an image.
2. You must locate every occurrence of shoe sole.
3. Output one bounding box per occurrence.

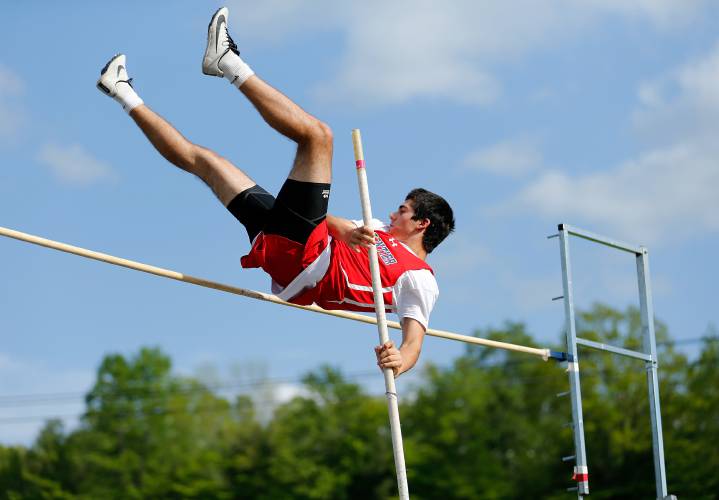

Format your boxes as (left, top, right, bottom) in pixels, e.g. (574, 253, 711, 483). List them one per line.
(202, 7, 226, 76)
(97, 53, 123, 95)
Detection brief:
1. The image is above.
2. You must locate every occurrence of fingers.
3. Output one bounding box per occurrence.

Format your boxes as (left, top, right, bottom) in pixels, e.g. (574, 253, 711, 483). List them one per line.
(379, 353, 402, 367)
(354, 226, 376, 248)
(374, 341, 394, 355)
(375, 341, 401, 375)
(348, 226, 376, 252)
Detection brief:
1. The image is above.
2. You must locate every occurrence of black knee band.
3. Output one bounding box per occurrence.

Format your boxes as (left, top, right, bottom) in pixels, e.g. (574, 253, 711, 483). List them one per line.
(227, 185, 275, 242)
(264, 179, 331, 243)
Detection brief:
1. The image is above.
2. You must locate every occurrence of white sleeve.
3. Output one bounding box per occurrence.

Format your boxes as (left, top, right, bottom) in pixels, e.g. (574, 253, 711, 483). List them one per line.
(351, 218, 389, 231)
(393, 270, 439, 330)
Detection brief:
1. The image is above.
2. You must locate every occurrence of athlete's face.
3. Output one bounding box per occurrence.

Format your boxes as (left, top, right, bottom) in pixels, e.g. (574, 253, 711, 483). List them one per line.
(389, 200, 428, 240)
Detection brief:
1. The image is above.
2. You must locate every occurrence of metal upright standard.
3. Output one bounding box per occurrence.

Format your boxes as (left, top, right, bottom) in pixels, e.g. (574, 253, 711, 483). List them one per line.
(551, 224, 675, 500)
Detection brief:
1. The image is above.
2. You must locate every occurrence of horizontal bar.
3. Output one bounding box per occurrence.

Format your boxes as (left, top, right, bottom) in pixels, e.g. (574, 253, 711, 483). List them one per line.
(558, 224, 643, 255)
(576, 337, 652, 361)
(0, 225, 553, 359)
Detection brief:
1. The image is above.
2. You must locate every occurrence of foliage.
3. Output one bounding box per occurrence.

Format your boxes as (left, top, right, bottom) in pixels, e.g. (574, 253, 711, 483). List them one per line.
(0, 305, 715, 499)
(404, 322, 567, 499)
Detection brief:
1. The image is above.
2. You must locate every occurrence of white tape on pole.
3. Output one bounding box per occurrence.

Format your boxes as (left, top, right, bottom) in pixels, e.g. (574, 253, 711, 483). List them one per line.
(352, 129, 410, 500)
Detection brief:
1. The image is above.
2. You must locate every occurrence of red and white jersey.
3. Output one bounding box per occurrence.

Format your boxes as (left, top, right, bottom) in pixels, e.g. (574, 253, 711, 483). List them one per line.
(313, 219, 438, 328)
(241, 219, 439, 329)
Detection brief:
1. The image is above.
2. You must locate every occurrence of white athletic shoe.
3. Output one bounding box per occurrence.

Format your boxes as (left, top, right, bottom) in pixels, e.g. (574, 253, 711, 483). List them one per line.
(202, 6, 240, 77)
(96, 53, 134, 97)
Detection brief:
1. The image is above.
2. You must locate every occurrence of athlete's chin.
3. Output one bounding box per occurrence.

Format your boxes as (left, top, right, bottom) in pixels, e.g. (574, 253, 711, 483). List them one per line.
(388, 227, 406, 241)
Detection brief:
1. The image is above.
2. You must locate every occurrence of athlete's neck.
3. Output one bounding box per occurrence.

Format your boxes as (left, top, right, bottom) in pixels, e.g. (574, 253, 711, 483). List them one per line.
(400, 236, 428, 261)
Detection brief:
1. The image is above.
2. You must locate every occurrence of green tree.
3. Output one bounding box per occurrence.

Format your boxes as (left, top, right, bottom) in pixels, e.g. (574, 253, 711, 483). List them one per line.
(402, 304, 695, 499)
(663, 327, 719, 499)
(70, 347, 233, 499)
(222, 394, 269, 498)
(0, 306, 715, 499)
(573, 304, 687, 499)
(0, 433, 74, 500)
(404, 321, 567, 499)
(261, 366, 395, 499)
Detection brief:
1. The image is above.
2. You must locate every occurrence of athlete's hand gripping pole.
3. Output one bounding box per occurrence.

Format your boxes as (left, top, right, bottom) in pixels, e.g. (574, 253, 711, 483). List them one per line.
(352, 129, 410, 500)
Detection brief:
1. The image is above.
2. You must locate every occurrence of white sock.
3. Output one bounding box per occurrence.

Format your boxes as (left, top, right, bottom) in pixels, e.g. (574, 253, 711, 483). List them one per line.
(114, 82, 144, 114)
(218, 51, 254, 88)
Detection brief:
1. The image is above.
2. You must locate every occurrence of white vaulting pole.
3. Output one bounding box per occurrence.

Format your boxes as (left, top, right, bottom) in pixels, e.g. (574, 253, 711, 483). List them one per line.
(352, 129, 410, 500)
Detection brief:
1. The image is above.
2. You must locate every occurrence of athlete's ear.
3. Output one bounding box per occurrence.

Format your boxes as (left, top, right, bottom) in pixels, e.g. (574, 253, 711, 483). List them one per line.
(417, 218, 430, 231)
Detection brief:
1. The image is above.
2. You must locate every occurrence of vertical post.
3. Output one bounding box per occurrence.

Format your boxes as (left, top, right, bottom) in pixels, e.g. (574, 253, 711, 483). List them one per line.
(558, 226, 589, 497)
(352, 129, 410, 500)
(636, 248, 669, 499)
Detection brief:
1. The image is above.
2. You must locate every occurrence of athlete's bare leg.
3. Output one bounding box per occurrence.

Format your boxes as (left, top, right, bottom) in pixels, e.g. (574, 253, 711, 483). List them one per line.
(200, 7, 332, 186)
(129, 104, 254, 206)
(239, 75, 333, 184)
(98, 55, 251, 206)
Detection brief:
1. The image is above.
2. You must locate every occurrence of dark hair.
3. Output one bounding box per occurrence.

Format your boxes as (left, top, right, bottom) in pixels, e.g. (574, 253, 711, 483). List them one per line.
(406, 188, 455, 254)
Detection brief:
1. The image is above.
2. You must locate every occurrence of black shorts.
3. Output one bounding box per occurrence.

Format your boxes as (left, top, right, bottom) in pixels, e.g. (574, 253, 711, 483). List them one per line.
(226, 179, 331, 244)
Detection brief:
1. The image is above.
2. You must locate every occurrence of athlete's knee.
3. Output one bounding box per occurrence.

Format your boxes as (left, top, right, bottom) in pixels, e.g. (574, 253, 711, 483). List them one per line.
(190, 145, 219, 170)
(300, 118, 333, 151)
(183, 144, 224, 184)
(161, 140, 197, 171)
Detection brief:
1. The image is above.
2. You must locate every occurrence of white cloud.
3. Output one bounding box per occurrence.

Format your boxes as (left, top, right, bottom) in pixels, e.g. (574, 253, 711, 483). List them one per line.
(501, 140, 719, 244)
(37, 143, 117, 187)
(229, 1, 710, 107)
(0, 64, 26, 141)
(311, 1, 571, 106)
(463, 137, 543, 178)
(273, 382, 310, 403)
(635, 41, 719, 143)
(225, 0, 341, 43)
(498, 42, 719, 245)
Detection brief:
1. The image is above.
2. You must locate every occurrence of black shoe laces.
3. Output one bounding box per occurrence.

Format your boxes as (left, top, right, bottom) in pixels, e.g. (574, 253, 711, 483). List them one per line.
(224, 27, 240, 56)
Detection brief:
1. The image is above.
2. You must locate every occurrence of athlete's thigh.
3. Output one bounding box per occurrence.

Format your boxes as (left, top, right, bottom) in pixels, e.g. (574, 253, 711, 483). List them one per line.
(287, 139, 333, 184)
(264, 178, 331, 243)
(226, 185, 276, 242)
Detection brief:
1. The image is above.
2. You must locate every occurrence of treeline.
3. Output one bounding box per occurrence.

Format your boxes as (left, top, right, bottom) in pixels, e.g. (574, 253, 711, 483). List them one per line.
(0, 304, 716, 499)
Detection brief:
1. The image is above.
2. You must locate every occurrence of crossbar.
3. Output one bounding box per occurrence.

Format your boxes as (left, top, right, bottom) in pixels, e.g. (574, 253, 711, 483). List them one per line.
(0, 225, 551, 359)
(575, 337, 652, 362)
(559, 224, 643, 255)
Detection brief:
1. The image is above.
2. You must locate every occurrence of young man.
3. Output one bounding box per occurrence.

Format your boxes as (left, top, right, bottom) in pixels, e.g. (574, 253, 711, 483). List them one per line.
(97, 7, 454, 377)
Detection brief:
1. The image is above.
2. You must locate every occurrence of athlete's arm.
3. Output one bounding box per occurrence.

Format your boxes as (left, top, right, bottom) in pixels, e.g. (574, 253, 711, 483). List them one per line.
(326, 214, 375, 249)
(374, 318, 426, 378)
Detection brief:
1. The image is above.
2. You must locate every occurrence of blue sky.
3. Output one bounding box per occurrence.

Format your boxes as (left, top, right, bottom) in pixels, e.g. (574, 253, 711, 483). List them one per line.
(1, 1, 718, 444)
